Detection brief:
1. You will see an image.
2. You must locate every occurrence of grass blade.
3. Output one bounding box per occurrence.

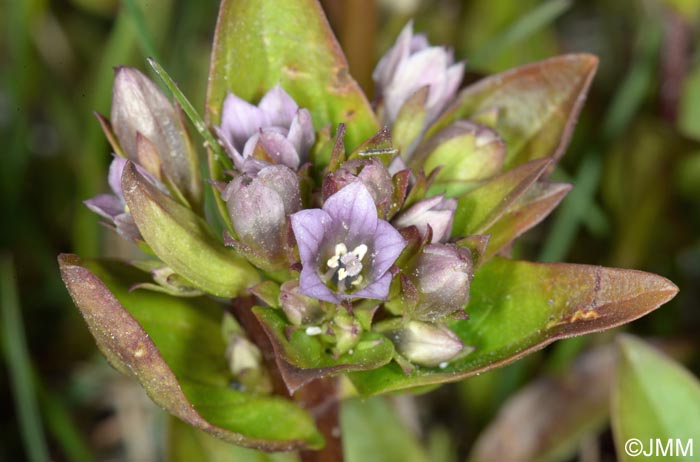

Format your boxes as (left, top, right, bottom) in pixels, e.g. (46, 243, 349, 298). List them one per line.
(147, 57, 229, 167)
(471, 0, 572, 68)
(1, 255, 50, 462)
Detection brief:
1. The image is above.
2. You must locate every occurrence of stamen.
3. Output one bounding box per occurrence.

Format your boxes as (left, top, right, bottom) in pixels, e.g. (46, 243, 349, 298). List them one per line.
(337, 268, 348, 281)
(352, 244, 368, 261)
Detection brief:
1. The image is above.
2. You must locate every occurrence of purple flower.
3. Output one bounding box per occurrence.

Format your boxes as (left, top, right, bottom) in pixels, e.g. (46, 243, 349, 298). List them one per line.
(373, 21, 464, 125)
(84, 156, 158, 241)
(290, 181, 406, 303)
(216, 85, 315, 173)
(392, 195, 457, 243)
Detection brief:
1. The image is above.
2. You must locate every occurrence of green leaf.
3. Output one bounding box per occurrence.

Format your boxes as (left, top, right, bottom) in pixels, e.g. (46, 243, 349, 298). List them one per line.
(122, 162, 259, 298)
(612, 335, 700, 462)
(342, 397, 427, 462)
(427, 54, 598, 171)
(253, 307, 394, 393)
(58, 255, 322, 450)
(168, 416, 300, 461)
(205, 0, 378, 150)
(450, 157, 551, 237)
(482, 181, 571, 261)
(349, 257, 678, 396)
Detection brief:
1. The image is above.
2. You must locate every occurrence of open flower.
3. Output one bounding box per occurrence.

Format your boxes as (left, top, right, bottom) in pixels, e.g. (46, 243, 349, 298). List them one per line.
(290, 181, 406, 303)
(373, 21, 464, 126)
(216, 85, 315, 172)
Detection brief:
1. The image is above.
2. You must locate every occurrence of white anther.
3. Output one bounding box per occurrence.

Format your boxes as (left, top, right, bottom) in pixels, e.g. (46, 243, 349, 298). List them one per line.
(352, 244, 368, 261)
(337, 268, 348, 281)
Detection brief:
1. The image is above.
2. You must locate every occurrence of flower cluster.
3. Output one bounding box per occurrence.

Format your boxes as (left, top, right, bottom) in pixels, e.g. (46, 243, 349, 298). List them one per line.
(84, 22, 474, 372)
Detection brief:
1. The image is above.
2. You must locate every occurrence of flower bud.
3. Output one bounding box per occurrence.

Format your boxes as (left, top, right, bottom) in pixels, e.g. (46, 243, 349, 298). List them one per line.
(323, 159, 393, 215)
(111, 67, 201, 206)
(225, 334, 272, 393)
(279, 281, 324, 326)
(329, 310, 362, 356)
(389, 321, 463, 367)
(373, 21, 464, 126)
(223, 165, 301, 270)
(412, 244, 472, 321)
(217, 85, 314, 172)
(393, 195, 456, 243)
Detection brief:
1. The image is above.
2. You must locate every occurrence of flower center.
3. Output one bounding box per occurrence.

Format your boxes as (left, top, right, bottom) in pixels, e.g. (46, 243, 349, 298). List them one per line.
(326, 243, 368, 288)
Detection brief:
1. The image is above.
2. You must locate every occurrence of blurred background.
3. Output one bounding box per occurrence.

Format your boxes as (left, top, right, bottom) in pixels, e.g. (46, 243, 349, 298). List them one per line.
(1, 0, 698, 460)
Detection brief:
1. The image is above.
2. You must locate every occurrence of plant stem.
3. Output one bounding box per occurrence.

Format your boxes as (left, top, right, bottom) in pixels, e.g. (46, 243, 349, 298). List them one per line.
(298, 377, 343, 462)
(229, 297, 344, 461)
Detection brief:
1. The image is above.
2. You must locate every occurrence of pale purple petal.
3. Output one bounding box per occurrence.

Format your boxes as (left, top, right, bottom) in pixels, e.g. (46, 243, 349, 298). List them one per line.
(221, 93, 268, 150)
(444, 62, 465, 105)
(352, 271, 393, 301)
(299, 267, 340, 303)
(393, 195, 456, 243)
(287, 109, 315, 160)
(322, 181, 378, 243)
(84, 194, 123, 220)
(107, 156, 128, 198)
(114, 213, 142, 241)
(258, 130, 300, 170)
(290, 209, 333, 266)
(214, 125, 245, 167)
(373, 21, 413, 91)
(258, 85, 298, 128)
(369, 220, 406, 279)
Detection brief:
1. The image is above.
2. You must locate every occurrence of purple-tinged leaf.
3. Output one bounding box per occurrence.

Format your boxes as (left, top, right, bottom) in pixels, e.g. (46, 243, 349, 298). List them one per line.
(58, 255, 322, 450)
(482, 181, 571, 261)
(451, 157, 551, 237)
(350, 257, 678, 396)
(428, 54, 598, 171)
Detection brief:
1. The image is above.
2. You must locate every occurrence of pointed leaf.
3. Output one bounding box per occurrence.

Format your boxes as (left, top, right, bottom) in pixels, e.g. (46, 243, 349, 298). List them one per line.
(612, 335, 700, 462)
(350, 257, 678, 396)
(122, 162, 259, 297)
(253, 307, 394, 393)
(482, 181, 571, 260)
(428, 54, 598, 171)
(450, 157, 551, 237)
(58, 255, 322, 450)
(206, 0, 378, 151)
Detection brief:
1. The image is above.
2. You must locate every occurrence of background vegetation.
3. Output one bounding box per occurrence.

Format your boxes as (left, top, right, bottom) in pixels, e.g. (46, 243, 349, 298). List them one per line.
(1, 0, 698, 460)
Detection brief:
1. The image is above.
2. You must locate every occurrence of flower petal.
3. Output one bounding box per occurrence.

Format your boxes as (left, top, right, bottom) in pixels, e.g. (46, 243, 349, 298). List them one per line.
(299, 266, 340, 303)
(258, 130, 301, 170)
(370, 219, 406, 278)
(290, 209, 333, 266)
(287, 109, 315, 161)
(107, 156, 128, 198)
(259, 85, 298, 128)
(221, 93, 268, 150)
(84, 194, 124, 220)
(322, 181, 378, 243)
(352, 271, 393, 301)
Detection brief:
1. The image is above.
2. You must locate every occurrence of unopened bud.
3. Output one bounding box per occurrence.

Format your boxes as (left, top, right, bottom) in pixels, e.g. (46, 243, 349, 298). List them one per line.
(389, 321, 463, 367)
(393, 196, 456, 243)
(223, 165, 301, 270)
(412, 244, 472, 321)
(279, 281, 323, 326)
